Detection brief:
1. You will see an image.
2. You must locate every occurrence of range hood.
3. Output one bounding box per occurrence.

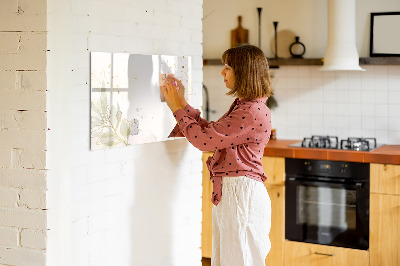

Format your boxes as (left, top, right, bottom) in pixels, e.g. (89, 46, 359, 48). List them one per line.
(320, 0, 365, 71)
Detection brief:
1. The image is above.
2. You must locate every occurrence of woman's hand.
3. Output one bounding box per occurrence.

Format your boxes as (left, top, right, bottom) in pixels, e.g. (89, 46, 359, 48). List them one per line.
(161, 76, 184, 113)
(167, 74, 187, 108)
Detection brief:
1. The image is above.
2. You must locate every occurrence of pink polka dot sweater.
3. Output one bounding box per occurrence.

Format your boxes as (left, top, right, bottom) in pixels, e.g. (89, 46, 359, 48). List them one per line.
(169, 97, 272, 206)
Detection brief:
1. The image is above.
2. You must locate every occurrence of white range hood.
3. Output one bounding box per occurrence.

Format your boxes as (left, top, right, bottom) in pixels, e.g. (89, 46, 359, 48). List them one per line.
(320, 0, 365, 71)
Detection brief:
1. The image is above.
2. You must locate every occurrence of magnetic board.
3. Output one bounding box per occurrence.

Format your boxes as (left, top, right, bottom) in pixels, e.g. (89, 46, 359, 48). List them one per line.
(90, 52, 192, 150)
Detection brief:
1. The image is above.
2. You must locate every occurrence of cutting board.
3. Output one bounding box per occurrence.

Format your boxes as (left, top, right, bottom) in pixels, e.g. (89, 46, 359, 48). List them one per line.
(231, 16, 249, 48)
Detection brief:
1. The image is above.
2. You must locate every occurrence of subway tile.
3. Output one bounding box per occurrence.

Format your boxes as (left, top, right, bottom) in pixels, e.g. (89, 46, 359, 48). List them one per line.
(348, 90, 362, 103)
(374, 130, 389, 144)
(348, 103, 362, 116)
(388, 131, 400, 143)
(388, 91, 400, 104)
(374, 77, 388, 91)
(298, 67, 311, 78)
(361, 129, 375, 138)
(349, 128, 362, 137)
(285, 66, 298, 77)
(388, 117, 400, 131)
(361, 104, 375, 116)
(336, 90, 349, 103)
(388, 76, 400, 91)
(361, 90, 375, 104)
(374, 65, 388, 77)
(362, 116, 375, 130)
(374, 90, 388, 104)
(374, 117, 389, 130)
(335, 115, 348, 128)
(388, 65, 400, 76)
(323, 103, 336, 115)
(348, 116, 362, 129)
(388, 104, 400, 117)
(286, 77, 299, 89)
(375, 104, 389, 117)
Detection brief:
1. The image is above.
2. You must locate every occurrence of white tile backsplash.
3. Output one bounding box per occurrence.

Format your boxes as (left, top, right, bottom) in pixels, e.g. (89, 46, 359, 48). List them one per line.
(204, 65, 400, 144)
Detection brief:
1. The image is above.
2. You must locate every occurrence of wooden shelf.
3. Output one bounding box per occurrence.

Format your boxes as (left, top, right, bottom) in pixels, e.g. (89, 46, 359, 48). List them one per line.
(359, 57, 400, 65)
(203, 57, 400, 67)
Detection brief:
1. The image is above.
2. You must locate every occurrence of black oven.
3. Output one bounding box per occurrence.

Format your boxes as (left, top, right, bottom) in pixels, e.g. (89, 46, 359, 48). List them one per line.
(285, 158, 369, 250)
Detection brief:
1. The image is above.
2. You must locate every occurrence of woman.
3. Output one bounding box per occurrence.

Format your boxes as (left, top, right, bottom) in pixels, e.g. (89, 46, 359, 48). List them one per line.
(161, 44, 273, 266)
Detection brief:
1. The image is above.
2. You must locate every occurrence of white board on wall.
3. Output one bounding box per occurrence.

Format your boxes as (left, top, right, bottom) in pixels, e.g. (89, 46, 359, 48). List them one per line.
(90, 52, 192, 150)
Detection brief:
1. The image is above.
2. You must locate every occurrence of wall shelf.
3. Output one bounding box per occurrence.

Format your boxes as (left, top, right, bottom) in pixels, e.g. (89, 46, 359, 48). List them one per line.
(203, 57, 400, 67)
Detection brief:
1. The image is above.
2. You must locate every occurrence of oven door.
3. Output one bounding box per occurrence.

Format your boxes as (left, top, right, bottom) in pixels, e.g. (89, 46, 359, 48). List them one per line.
(285, 177, 369, 250)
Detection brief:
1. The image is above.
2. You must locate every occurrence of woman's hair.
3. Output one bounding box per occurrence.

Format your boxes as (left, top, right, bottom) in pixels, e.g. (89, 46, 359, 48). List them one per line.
(221, 44, 273, 99)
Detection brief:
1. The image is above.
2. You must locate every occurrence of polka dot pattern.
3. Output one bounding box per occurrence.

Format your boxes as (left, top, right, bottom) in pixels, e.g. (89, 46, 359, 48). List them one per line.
(169, 97, 272, 206)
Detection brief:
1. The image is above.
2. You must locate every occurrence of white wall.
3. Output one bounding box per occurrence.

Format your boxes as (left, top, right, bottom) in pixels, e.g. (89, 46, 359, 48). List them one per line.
(0, 0, 48, 265)
(203, 0, 400, 58)
(47, 0, 203, 266)
(203, 0, 400, 145)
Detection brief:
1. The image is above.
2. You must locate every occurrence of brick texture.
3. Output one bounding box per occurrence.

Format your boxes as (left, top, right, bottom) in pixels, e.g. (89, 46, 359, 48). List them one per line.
(0, 0, 47, 264)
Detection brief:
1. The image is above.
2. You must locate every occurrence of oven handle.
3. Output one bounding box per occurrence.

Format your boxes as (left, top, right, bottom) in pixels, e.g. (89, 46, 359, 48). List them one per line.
(286, 177, 364, 189)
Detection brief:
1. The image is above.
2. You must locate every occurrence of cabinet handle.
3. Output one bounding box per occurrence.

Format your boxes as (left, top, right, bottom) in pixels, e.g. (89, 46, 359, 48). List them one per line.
(314, 252, 335, 257)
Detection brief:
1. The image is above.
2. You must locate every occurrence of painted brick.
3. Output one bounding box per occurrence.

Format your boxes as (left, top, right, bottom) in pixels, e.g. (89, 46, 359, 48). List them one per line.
(0, 13, 46, 32)
(0, 53, 46, 71)
(0, 0, 18, 13)
(0, 247, 45, 266)
(0, 187, 19, 208)
(0, 32, 20, 54)
(19, 0, 47, 15)
(0, 169, 47, 189)
(0, 129, 46, 150)
(0, 90, 46, 111)
(0, 71, 16, 90)
(20, 150, 46, 170)
(0, 150, 11, 169)
(0, 227, 19, 247)
(0, 208, 46, 230)
(1, 110, 47, 130)
(20, 229, 46, 249)
(16, 70, 47, 91)
(19, 189, 46, 209)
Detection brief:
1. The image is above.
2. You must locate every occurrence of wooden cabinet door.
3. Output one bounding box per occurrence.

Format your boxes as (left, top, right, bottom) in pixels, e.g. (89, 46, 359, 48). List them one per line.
(370, 193, 400, 266)
(262, 156, 285, 186)
(370, 163, 400, 195)
(264, 184, 284, 266)
(284, 241, 369, 266)
(202, 152, 213, 258)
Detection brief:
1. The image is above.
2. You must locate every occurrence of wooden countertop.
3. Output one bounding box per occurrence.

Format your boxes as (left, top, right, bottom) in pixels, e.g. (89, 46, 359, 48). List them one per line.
(263, 139, 400, 165)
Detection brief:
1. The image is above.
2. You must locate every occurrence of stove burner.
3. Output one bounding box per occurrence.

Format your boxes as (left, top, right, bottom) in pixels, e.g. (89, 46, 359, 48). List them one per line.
(301, 135, 339, 149)
(340, 137, 377, 151)
(295, 136, 379, 151)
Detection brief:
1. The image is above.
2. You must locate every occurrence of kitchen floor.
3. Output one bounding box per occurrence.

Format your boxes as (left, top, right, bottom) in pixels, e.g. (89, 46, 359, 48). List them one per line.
(202, 257, 211, 266)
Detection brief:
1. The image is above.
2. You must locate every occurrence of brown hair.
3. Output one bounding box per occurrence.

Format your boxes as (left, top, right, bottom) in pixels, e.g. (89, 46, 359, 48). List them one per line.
(221, 44, 273, 99)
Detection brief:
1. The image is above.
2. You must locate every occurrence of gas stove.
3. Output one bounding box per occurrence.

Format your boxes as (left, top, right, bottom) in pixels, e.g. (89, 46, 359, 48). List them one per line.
(289, 135, 381, 151)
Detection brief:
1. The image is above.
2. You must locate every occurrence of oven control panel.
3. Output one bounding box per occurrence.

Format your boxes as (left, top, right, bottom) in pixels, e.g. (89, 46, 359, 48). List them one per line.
(286, 158, 369, 180)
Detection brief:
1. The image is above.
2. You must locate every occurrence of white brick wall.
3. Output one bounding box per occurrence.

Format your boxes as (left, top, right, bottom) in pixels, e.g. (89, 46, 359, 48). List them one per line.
(0, 0, 48, 265)
(47, 1, 203, 266)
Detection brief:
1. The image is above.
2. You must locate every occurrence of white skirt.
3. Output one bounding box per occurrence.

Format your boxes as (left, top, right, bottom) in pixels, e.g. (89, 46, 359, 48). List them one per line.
(212, 176, 271, 266)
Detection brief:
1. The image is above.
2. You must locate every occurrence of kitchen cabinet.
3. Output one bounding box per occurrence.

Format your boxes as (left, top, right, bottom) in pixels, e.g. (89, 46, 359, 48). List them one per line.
(201, 154, 286, 266)
(261, 156, 285, 266)
(370, 163, 400, 266)
(370, 163, 400, 195)
(284, 241, 369, 266)
(202, 152, 213, 258)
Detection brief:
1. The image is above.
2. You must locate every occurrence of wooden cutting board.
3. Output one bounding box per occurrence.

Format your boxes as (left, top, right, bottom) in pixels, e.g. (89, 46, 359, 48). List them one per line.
(231, 16, 249, 48)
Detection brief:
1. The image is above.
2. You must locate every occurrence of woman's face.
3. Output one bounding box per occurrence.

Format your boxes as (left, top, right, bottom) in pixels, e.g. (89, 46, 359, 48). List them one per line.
(220, 64, 235, 89)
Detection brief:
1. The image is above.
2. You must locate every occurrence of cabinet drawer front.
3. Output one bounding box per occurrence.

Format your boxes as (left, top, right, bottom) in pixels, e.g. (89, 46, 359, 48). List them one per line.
(284, 241, 369, 266)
